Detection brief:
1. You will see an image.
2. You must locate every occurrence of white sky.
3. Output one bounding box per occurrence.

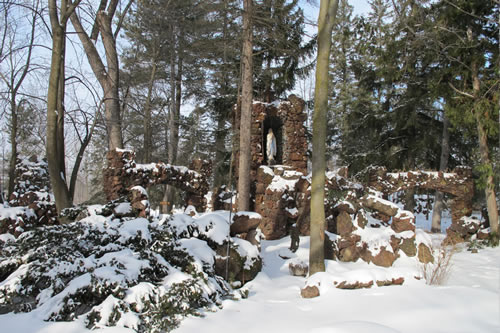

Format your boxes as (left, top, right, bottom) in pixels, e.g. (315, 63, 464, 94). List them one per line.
(301, 0, 371, 23)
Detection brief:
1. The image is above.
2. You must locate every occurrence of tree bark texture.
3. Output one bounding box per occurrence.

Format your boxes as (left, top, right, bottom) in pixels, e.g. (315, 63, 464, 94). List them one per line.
(469, 28, 499, 235)
(472, 68, 499, 235)
(309, 0, 339, 275)
(237, 0, 253, 212)
(431, 115, 450, 233)
(143, 58, 158, 163)
(164, 29, 179, 214)
(213, 0, 231, 188)
(214, 112, 228, 188)
(47, 0, 80, 215)
(56, 35, 67, 179)
(8, 97, 17, 198)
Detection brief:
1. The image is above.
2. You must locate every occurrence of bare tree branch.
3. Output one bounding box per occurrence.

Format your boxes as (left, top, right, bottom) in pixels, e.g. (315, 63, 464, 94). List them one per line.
(448, 82, 475, 99)
(113, 0, 134, 39)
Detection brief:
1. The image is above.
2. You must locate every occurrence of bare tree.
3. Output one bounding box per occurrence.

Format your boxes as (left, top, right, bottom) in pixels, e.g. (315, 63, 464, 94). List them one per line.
(0, 0, 40, 198)
(69, 0, 134, 151)
(64, 80, 100, 202)
(47, 0, 82, 214)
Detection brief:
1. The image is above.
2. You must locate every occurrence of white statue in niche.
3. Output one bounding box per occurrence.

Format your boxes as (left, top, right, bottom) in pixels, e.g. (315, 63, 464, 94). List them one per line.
(266, 128, 277, 165)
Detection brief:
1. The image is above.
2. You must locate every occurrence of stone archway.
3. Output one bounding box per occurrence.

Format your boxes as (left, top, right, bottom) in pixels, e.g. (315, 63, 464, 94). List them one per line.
(103, 149, 211, 212)
(364, 166, 474, 225)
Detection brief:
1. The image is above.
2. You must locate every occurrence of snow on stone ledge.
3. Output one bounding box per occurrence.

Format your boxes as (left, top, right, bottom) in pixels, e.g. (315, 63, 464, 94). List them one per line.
(130, 185, 148, 196)
(365, 194, 400, 212)
(267, 175, 300, 192)
(233, 211, 262, 220)
(260, 165, 274, 176)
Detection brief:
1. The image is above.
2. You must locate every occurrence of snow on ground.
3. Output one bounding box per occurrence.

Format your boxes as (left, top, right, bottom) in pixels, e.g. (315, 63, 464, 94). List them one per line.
(173, 236, 499, 333)
(1, 231, 498, 333)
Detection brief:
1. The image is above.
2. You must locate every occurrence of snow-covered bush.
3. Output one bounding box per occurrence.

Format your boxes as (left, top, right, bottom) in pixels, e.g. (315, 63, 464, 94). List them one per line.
(0, 209, 261, 331)
(1, 156, 57, 236)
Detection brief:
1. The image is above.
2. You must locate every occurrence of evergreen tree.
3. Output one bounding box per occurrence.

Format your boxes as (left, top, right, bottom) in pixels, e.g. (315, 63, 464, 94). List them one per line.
(327, 0, 355, 164)
(336, 0, 443, 178)
(253, 0, 315, 101)
(121, 0, 170, 163)
(204, 0, 241, 188)
(336, 0, 394, 175)
(430, 0, 499, 237)
(178, 106, 213, 166)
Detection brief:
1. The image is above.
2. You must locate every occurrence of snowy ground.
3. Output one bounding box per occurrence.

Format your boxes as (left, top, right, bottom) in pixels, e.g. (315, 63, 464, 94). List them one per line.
(174, 236, 499, 333)
(1, 212, 499, 333)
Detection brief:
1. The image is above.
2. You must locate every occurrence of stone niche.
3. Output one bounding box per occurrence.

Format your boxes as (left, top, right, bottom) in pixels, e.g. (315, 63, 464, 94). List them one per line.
(233, 94, 308, 210)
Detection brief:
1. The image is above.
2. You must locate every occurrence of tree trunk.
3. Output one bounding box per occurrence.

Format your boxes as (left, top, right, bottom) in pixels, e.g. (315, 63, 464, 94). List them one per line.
(470, 33, 499, 236)
(143, 59, 158, 163)
(214, 113, 228, 188)
(237, 0, 253, 212)
(475, 103, 499, 235)
(167, 34, 177, 166)
(69, 113, 98, 201)
(164, 28, 179, 214)
(309, 0, 339, 276)
(214, 0, 231, 189)
(174, 53, 183, 159)
(97, 10, 123, 151)
(7, 96, 17, 199)
(403, 156, 416, 212)
(56, 34, 67, 181)
(431, 114, 450, 233)
(47, 3, 72, 215)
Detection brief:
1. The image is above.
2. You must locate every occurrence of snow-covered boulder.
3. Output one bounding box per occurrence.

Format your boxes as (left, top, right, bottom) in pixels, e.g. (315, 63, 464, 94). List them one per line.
(169, 211, 262, 284)
(444, 215, 486, 245)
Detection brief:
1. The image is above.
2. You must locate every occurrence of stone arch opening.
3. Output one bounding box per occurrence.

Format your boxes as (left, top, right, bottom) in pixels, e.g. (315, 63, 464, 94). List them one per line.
(103, 149, 211, 212)
(263, 115, 283, 165)
(364, 167, 474, 225)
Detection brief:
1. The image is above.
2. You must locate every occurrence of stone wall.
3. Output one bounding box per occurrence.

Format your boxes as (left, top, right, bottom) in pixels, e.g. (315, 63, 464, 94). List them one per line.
(254, 165, 435, 267)
(363, 166, 474, 225)
(103, 149, 211, 212)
